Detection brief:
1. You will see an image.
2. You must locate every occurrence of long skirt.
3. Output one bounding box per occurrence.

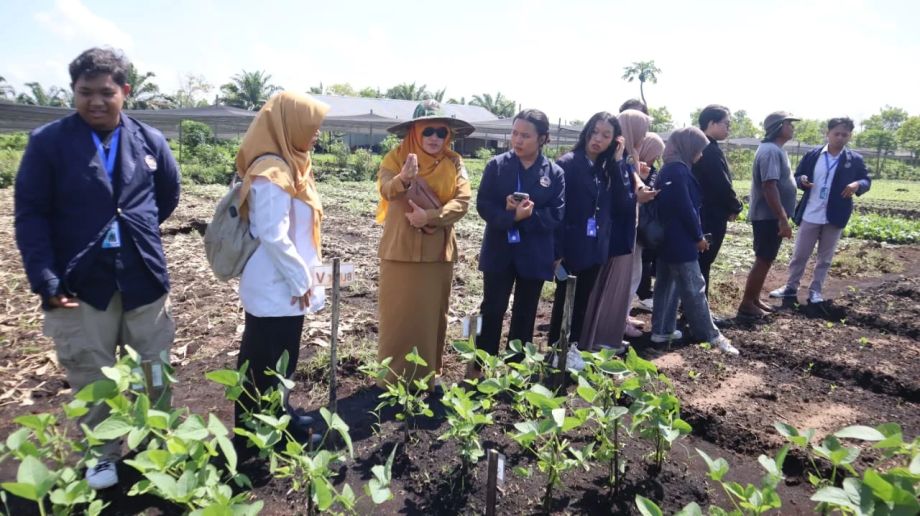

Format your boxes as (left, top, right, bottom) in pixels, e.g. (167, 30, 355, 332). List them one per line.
(579, 252, 634, 351)
(377, 259, 453, 389)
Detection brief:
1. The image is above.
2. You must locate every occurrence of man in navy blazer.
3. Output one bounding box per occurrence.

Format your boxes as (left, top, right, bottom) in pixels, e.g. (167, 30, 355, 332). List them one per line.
(14, 48, 180, 489)
(770, 117, 870, 304)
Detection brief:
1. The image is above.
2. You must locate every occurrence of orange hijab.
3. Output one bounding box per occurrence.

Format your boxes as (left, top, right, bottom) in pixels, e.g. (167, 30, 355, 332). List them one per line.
(237, 91, 330, 257)
(375, 120, 460, 224)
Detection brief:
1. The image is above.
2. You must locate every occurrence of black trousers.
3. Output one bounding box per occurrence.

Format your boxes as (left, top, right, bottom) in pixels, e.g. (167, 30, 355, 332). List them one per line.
(637, 246, 657, 300)
(234, 312, 304, 435)
(477, 268, 545, 356)
(698, 216, 728, 297)
(548, 264, 601, 346)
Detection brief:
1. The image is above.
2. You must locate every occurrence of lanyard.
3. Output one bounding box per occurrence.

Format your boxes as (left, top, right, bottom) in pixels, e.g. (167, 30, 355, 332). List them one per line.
(823, 152, 840, 187)
(91, 127, 121, 182)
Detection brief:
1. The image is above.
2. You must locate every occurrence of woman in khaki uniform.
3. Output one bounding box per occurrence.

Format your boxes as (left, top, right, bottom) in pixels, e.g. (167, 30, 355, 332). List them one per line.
(375, 101, 474, 389)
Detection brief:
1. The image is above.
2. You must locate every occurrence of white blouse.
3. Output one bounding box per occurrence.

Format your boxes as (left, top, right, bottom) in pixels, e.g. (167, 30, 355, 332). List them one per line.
(239, 177, 325, 317)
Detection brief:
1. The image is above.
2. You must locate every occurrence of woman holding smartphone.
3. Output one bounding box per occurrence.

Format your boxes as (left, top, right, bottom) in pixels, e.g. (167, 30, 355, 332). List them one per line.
(475, 109, 565, 367)
(548, 112, 623, 365)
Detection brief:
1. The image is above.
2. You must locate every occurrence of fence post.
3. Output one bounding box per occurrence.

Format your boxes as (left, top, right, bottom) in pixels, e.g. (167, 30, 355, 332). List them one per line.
(328, 258, 341, 413)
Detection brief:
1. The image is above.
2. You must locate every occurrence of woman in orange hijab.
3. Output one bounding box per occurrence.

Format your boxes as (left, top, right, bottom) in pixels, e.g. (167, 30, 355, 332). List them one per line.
(375, 100, 474, 391)
(234, 91, 329, 450)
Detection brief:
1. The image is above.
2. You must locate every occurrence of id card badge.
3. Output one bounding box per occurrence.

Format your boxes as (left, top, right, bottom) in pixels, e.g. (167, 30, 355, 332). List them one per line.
(586, 217, 598, 238)
(102, 220, 122, 249)
(819, 187, 829, 200)
(507, 228, 521, 244)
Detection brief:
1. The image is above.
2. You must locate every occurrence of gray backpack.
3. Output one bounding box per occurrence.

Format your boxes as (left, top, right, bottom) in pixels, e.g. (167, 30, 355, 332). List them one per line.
(204, 154, 284, 281)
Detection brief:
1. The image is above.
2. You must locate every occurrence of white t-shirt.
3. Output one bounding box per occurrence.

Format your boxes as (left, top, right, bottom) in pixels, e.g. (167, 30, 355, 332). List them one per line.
(803, 145, 842, 225)
(239, 177, 325, 317)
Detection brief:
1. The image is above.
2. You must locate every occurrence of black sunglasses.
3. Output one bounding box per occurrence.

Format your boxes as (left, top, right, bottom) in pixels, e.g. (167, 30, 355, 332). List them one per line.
(422, 127, 449, 139)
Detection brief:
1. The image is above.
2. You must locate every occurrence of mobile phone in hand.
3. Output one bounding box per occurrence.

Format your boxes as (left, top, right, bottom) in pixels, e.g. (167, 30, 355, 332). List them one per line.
(554, 262, 569, 281)
(512, 191, 530, 202)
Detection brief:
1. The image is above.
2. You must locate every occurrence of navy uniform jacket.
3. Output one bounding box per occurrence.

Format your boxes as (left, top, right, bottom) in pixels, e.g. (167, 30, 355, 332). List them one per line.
(792, 147, 870, 229)
(691, 137, 744, 224)
(656, 161, 705, 263)
(15, 113, 181, 311)
(477, 151, 565, 281)
(608, 158, 638, 257)
(553, 150, 611, 273)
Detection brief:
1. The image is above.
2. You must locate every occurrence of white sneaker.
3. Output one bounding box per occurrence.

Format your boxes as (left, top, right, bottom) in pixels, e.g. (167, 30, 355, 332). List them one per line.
(551, 343, 585, 372)
(637, 298, 654, 312)
(713, 335, 739, 355)
(650, 330, 683, 343)
(769, 286, 797, 298)
(808, 290, 824, 304)
(86, 460, 118, 490)
(599, 341, 630, 355)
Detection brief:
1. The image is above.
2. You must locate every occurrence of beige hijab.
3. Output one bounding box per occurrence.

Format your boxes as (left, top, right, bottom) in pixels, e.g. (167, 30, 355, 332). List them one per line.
(663, 127, 710, 166)
(237, 91, 330, 257)
(638, 133, 665, 166)
(618, 109, 651, 164)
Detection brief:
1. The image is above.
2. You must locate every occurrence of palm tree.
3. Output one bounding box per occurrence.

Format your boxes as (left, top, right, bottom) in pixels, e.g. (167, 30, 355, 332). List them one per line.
(384, 82, 428, 100)
(16, 82, 71, 107)
(220, 70, 281, 111)
(0, 75, 14, 100)
(621, 60, 661, 106)
(124, 65, 174, 109)
(308, 82, 324, 95)
(447, 96, 466, 105)
(470, 92, 516, 118)
(429, 87, 446, 102)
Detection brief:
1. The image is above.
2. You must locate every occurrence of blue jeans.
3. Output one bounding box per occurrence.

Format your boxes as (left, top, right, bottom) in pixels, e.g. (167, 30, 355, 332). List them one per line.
(651, 259, 720, 342)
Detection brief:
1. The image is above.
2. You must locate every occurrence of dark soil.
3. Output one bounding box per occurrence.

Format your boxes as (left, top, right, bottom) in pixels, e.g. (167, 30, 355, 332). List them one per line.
(1, 186, 918, 515)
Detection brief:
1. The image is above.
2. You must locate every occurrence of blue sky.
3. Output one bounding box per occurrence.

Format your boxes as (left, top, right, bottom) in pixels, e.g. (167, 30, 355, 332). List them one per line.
(2, 0, 919, 127)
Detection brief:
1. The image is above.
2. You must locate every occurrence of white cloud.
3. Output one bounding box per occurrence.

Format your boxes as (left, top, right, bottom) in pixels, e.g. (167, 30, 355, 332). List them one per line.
(34, 0, 133, 52)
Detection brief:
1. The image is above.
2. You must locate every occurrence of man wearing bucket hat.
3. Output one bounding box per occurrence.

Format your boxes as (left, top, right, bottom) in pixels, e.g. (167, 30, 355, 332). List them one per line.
(737, 111, 799, 319)
(374, 100, 474, 391)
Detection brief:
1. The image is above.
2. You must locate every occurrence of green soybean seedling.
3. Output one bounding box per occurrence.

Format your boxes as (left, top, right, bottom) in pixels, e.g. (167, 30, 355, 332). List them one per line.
(439, 384, 494, 484)
(360, 347, 435, 444)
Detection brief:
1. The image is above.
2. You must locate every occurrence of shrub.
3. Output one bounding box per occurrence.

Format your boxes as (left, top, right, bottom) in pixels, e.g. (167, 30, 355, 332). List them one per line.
(0, 149, 22, 188)
(179, 120, 215, 149)
(0, 132, 28, 151)
(474, 147, 493, 160)
(350, 149, 380, 181)
(378, 134, 400, 155)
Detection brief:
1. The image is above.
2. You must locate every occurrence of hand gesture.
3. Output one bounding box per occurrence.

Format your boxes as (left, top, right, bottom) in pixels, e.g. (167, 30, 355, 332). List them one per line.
(291, 289, 313, 311)
(696, 239, 710, 253)
(800, 175, 813, 189)
(505, 194, 521, 211)
(613, 136, 626, 161)
(841, 181, 859, 198)
(399, 153, 419, 182)
(778, 219, 793, 239)
(49, 295, 79, 309)
(636, 186, 658, 204)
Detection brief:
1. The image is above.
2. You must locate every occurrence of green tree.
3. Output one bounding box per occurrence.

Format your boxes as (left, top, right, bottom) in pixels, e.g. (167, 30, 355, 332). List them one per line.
(15, 82, 71, 107)
(174, 73, 212, 108)
(855, 106, 908, 174)
(648, 106, 673, 133)
(124, 65, 174, 109)
(621, 60, 661, 106)
(794, 119, 825, 145)
(447, 96, 466, 105)
(358, 86, 380, 98)
(730, 109, 761, 139)
(326, 83, 356, 96)
(308, 82, 323, 95)
(220, 70, 280, 110)
(470, 92, 516, 118)
(429, 87, 446, 102)
(384, 82, 428, 100)
(689, 107, 703, 129)
(897, 115, 920, 164)
(0, 75, 14, 99)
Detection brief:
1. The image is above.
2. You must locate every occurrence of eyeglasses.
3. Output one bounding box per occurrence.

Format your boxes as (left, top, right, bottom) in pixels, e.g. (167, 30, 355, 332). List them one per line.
(422, 127, 449, 139)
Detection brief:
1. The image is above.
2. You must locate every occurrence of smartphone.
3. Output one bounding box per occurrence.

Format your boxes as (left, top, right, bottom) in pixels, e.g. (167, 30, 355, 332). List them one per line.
(554, 262, 569, 281)
(703, 233, 713, 244)
(512, 191, 530, 202)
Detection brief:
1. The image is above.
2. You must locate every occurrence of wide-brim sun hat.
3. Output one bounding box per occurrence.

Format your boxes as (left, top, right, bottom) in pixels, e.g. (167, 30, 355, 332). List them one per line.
(386, 99, 475, 138)
(763, 110, 801, 140)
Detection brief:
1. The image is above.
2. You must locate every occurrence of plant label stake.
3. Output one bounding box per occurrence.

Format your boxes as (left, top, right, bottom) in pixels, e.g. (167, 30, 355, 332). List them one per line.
(463, 313, 482, 378)
(328, 258, 341, 414)
(554, 276, 577, 391)
(486, 448, 500, 516)
(140, 360, 155, 398)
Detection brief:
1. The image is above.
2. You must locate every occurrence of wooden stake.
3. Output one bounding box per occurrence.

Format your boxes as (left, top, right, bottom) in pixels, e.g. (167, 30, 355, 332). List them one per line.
(486, 449, 499, 516)
(140, 360, 155, 398)
(555, 276, 577, 391)
(328, 258, 341, 414)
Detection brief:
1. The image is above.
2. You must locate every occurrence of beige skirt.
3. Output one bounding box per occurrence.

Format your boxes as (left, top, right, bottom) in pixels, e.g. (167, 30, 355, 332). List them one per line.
(377, 260, 454, 389)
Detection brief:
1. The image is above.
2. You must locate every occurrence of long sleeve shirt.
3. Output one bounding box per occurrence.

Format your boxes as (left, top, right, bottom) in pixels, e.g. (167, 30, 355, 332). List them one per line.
(691, 137, 743, 225)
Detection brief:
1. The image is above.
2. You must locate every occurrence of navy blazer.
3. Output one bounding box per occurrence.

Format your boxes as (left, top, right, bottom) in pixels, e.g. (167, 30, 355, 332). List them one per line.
(656, 161, 705, 264)
(15, 113, 181, 310)
(792, 147, 870, 228)
(608, 158, 638, 257)
(477, 151, 565, 281)
(554, 151, 611, 272)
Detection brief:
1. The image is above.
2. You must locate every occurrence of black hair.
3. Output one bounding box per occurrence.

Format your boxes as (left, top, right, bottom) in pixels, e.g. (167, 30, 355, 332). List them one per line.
(698, 104, 731, 130)
(68, 47, 131, 87)
(827, 117, 855, 132)
(513, 109, 551, 146)
(573, 111, 622, 169)
(619, 99, 648, 115)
